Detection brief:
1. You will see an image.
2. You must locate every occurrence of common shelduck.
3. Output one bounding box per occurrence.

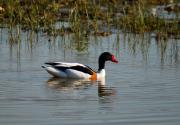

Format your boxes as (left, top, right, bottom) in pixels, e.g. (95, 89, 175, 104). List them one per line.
(42, 52, 118, 80)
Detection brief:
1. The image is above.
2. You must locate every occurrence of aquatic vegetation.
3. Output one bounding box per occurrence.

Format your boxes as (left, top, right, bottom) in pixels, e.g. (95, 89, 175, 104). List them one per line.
(0, 0, 179, 37)
(0, 0, 179, 62)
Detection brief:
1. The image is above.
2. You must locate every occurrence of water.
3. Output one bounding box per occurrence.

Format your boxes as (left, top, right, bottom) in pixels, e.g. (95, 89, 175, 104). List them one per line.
(156, 4, 180, 20)
(0, 28, 180, 125)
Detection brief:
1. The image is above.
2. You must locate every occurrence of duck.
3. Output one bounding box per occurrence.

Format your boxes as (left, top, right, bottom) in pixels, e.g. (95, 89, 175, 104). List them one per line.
(42, 52, 118, 80)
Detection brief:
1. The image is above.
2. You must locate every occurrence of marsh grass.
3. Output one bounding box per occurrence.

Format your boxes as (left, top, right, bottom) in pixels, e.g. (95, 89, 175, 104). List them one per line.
(0, 0, 179, 59)
(0, 0, 179, 36)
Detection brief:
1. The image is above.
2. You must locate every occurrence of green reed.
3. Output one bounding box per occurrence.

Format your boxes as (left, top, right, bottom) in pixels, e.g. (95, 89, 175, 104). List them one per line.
(0, 0, 179, 42)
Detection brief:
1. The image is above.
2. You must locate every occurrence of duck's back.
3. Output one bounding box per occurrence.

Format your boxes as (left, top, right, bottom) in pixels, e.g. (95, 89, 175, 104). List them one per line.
(43, 62, 96, 79)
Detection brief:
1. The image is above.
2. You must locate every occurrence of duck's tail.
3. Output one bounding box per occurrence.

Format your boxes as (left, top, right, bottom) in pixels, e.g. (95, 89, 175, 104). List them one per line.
(41, 66, 46, 68)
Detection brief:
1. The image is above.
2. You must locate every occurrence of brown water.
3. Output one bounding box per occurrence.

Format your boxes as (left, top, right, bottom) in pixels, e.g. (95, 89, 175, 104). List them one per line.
(0, 28, 180, 125)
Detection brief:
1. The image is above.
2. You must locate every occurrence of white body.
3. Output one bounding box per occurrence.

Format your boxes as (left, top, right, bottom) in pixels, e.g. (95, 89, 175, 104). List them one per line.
(43, 62, 105, 79)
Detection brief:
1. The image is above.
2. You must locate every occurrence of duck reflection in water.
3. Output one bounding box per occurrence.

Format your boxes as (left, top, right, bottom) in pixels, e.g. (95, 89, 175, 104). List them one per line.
(47, 77, 116, 97)
(98, 78, 116, 97)
(47, 77, 93, 90)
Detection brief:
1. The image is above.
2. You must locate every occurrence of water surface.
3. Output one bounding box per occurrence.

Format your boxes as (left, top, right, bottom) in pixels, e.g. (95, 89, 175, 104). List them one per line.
(0, 29, 180, 125)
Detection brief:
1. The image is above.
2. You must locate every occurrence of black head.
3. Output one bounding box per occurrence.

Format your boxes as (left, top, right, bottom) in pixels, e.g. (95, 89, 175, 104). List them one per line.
(98, 52, 118, 70)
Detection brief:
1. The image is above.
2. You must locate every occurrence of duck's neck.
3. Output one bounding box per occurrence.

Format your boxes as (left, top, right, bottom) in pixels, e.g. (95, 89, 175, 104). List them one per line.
(97, 69, 106, 79)
(98, 59, 105, 71)
(97, 58, 106, 78)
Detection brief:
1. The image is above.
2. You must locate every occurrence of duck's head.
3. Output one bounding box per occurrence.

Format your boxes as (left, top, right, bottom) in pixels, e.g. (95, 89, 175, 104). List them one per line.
(98, 52, 118, 71)
(99, 52, 118, 63)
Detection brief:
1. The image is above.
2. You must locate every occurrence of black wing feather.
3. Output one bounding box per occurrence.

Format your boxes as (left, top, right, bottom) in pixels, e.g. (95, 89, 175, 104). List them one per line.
(53, 65, 95, 75)
(53, 66, 68, 72)
(70, 66, 94, 75)
(45, 62, 60, 66)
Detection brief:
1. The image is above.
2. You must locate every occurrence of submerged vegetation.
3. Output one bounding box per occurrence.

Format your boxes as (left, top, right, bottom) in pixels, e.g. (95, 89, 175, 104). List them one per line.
(0, 0, 179, 37)
(0, 0, 179, 61)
